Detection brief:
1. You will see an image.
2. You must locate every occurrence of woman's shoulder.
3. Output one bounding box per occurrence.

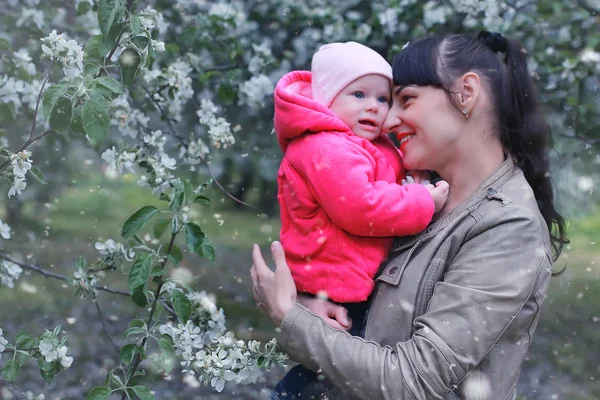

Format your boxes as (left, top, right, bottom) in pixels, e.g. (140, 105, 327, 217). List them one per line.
(470, 169, 551, 254)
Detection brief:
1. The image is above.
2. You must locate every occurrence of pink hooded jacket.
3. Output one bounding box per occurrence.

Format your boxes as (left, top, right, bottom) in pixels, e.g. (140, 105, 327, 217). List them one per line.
(275, 71, 435, 303)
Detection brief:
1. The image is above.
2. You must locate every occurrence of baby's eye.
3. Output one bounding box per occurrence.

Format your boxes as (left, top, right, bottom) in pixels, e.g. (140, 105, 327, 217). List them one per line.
(353, 91, 365, 99)
(378, 96, 389, 104)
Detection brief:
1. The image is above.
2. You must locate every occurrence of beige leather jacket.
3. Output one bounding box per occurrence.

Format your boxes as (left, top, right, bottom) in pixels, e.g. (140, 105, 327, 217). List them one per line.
(277, 157, 553, 400)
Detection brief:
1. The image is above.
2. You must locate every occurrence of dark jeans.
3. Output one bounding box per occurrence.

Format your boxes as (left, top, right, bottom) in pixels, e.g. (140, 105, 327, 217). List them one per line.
(271, 301, 368, 400)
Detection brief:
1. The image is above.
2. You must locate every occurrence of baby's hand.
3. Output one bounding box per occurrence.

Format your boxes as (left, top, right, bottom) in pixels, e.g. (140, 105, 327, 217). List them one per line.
(426, 181, 449, 212)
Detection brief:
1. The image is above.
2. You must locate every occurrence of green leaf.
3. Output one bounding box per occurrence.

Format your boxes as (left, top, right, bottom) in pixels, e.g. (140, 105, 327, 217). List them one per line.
(193, 195, 211, 207)
(77, 1, 91, 15)
(84, 34, 105, 59)
(149, 265, 164, 277)
(98, 0, 122, 37)
(132, 385, 154, 400)
(122, 206, 160, 238)
(158, 337, 175, 374)
(171, 290, 191, 324)
(130, 15, 142, 36)
(108, 369, 124, 388)
(194, 178, 213, 193)
(1, 360, 20, 381)
(145, 44, 156, 68)
(0, 38, 11, 50)
(95, 76, 122, 95)
(201, 237, 216, 263)
(183, 179, 194, 205)
(119, 343, 138, 365)
(83, 92, 110, 148)
(38, 358, 55, 372)
(0, 102, 15, 123)
(14, 342, 33, 365)
(29, 166, 47, 184)
(101, 22, 124, 56)
(153, 218, 170, 239)
(123, 327, 146, 339)
(167, 245, 183, 266)
(49, 97, 73, 131)
(119, 48, 141, 87)
(168, 192, 184, 212)
(86, 386, 112, 400)
(128, 254, 152, 292)
(75, 256, 87, 270)
(69, 105, 85, 135)
(159, 192, 170, 202)
(132, 35, 150, 51)
(42, 84, 69, 120)
(40, 365, 57, 385)
(14, 332, 31, 347)
(129, 319, 146, 329)
(131, 285, 147, 307)
(83, 35, 104, 76)
(185, 222, 205, 254)
(217, 84, 237, 105)
(131, 235, 145, 246)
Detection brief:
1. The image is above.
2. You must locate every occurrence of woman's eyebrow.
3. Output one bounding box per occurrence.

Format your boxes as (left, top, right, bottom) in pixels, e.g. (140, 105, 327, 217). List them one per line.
(394, 86, 407, 96)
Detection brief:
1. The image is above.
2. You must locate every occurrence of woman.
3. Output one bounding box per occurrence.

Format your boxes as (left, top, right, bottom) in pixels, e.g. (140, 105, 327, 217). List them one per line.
(251, 31, 567, 400)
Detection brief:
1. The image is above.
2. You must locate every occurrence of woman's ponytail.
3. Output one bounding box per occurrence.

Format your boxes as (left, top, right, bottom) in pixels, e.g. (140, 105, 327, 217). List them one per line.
(495, 34, 569, 261)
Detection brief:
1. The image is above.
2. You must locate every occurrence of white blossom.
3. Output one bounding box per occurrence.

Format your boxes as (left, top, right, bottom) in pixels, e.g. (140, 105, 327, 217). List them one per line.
(0, 75, 26, 111)
(13, 49, 37, 76)
(8, 177, 27, 198)
(143, 60, 193, 121)
(158, 289, 286, 393)
(423, 1, 451, 28)
(237, 74, 274, 112)
(38, 338, 72, 369)
(179, 137, 210, 165)
(0, 328, 8, 360)
(40, 30, 84, 77)
(72, 268, 98, 298)
(0, 220, 11, 239)
(16, 8, 45, 29)
(580, 48, 600, 70)
(95, 239, 135, 261)
(0, 259, 22, 288)
(101, 147, 137, 175)
(110, 94, 150, 138)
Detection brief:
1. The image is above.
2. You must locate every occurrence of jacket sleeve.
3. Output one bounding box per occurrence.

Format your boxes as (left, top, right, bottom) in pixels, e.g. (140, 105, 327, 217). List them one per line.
(277, 205, 552, 400)
(286, 134, 435, 237)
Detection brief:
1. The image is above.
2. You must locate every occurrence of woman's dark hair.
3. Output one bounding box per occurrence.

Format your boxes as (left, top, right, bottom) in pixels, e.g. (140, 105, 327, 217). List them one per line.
(392, 32, 568, 262)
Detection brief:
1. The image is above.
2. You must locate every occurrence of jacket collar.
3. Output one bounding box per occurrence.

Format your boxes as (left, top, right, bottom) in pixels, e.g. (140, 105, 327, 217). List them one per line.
(427, 156, 517, 235)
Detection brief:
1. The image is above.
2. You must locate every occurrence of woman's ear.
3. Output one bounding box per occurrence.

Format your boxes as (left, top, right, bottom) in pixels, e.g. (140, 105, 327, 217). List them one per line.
(456, 72, 481, 115)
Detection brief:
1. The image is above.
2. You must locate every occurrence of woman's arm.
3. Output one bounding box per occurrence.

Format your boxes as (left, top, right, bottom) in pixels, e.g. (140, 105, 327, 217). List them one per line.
(252, 205, 552, 400)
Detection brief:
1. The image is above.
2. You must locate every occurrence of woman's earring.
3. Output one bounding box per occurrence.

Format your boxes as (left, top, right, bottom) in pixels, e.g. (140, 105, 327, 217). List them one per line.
(462, 109, 470, 120)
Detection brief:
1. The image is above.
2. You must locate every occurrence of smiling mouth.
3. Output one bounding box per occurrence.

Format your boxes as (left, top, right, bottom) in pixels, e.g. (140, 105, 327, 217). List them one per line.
(397, 134, 415, 145)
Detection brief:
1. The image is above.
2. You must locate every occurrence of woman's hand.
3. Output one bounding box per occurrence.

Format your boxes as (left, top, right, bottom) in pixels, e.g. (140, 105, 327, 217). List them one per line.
(250, 241, 297, 327)
(297, 294, 351, 331)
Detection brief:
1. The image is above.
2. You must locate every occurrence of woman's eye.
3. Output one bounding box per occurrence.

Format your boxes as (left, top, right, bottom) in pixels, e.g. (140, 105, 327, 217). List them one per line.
(378, 96, 389, 104)
(353, 91, 365, 99)
(401, 95, 414, 104)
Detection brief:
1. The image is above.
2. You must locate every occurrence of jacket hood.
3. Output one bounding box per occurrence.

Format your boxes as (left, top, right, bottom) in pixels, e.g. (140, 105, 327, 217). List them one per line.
(274, 70, 351, 153)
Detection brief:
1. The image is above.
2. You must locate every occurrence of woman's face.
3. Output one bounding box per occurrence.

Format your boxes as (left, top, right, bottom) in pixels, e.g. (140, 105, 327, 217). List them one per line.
(383, 84, 462, 171)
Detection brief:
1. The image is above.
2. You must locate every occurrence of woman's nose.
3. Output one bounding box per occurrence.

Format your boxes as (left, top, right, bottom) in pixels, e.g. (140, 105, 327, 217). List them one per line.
(383, 111, 402, 133)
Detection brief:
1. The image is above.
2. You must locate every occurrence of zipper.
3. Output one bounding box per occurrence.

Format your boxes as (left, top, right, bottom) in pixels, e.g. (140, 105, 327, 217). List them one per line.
(411, 240, 452, 334)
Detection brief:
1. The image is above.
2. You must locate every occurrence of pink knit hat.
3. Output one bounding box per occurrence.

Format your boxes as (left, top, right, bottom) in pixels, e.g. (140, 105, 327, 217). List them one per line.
(311, 42, 393, 107)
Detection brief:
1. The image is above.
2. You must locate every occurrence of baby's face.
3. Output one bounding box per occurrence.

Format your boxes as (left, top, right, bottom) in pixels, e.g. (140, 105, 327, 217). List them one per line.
(329, 74, 391, 141)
